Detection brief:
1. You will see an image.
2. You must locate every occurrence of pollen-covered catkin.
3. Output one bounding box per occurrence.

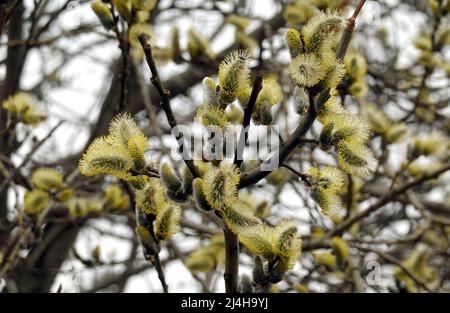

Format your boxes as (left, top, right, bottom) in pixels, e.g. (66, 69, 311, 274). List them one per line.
(285, 28, 304, 59)
(218, 50, 250, 104)
(301, 11, 344, 53)
(79, 136, 133, 178)
(127, 134, 148, 170)
(192, 178, 213, 211)
(135, 178, 165, 215)
(289, 53, 327, 87)
(222, 201, 261, 234)
(336, 141, 376, 176)
(196, 105, 227, 129)
(2, 92, 47, 126)
(160, 163, 182, 195)
(202, 163, 240, 211)
(155, 204, 181, 241)
(24, 190, 50, 215)
(31, 168, 64, 191)
(331, 236, 349, 268)
(79, 113, 150, 180)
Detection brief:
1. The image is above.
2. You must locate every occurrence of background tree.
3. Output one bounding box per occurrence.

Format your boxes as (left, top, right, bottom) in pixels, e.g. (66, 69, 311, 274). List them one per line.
(0, 0, 449, 293)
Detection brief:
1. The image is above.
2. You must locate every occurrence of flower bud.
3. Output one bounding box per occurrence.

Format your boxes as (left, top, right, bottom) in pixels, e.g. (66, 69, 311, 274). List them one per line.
(91, 1, 115, 31)
(192, 178, 213, 211)
(113, 0, 131, 22)
(240, 274, 254, 293)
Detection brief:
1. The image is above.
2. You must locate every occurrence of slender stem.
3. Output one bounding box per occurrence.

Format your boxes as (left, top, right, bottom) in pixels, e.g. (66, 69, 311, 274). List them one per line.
(223, 75, 263, 294)
(223, 224, 239, 293)
(332, 163, 450, 236)
(146, 214, 169, 293)
(282, 163, 311, 187)
(351, 0, 367, 22)
(138, 33, 201, 178)
(234, 75, 263, 167)
(152, 253, 169, 293)
(0, 121, 63, 194)
(352, 244, 433, 292)
(0, 3, 6, 37)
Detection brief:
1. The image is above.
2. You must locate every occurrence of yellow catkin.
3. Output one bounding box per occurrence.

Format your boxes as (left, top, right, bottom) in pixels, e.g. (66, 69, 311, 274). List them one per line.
(79, 136, 133, 178)
(91, 1, 115, 30)
(202, 163, 240, 211)
(285, 28, 303, 58)
(113, 0, 132, 22)
(135, 178, 165, 215)
(31, 167, 64, 191)
(331, 236, 349, 264)
(196, 105, 227, 129)
(24, 190, 50, 215)
(313, 251, 337, 268)
(127, 134, 148, 169)
(289, 53, 326, 87)
(301, 10, 344, 53)
(222, 201, 261, 234)
(155, 204, 181, 241)
(218, 50, 250, 103)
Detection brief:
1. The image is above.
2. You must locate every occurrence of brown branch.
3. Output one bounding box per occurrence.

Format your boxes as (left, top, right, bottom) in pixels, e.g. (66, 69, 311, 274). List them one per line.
(223, 224, 239, 293)
(137, 33, 201, 179)
(234, 75, 263, 167)
(282, 163, 312, 187)
(0, 2, 6, 37)
(351, 244, 434, 292)
(0, 121, 64, 194)
(224, 75, 263, 293)
(141, 213, 169, 293)
(332, 163, 450, 236)
(110, 6, 130, 113)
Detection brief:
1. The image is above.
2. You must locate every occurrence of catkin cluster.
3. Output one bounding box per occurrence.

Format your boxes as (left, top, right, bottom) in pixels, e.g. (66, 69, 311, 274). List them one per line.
(284, 11, 377, 214)
(24, 168, 73, 216)
(91, 0, 182, 62)
(2, 92, 47, 126)
(79, 114, 182, 256)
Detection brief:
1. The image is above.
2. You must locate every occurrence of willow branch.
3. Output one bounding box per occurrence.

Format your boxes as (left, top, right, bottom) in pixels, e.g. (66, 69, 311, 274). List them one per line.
(352, 244, 434, 292)
(138, 33, 201, 178)
(0, 121, 63, 194)
(234, 75, 263, 167)
(239, 0, 366, 188)
(332, 163, 450, 236)
(223, 225, 239, 293)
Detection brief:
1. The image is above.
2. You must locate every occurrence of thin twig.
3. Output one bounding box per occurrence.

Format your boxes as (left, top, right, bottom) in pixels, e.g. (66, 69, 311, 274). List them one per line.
(351, 243, 434, 292)
(332, 163, 450, 236)
(225, 75, 263, 293)
(145, 214, 169, 293)
(282, 163, 311, 187)
(137, 33, 201, 178)
(0, 121, 63, 194)
(111, 7, 129, 113)
(234, 75, 263, 167)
